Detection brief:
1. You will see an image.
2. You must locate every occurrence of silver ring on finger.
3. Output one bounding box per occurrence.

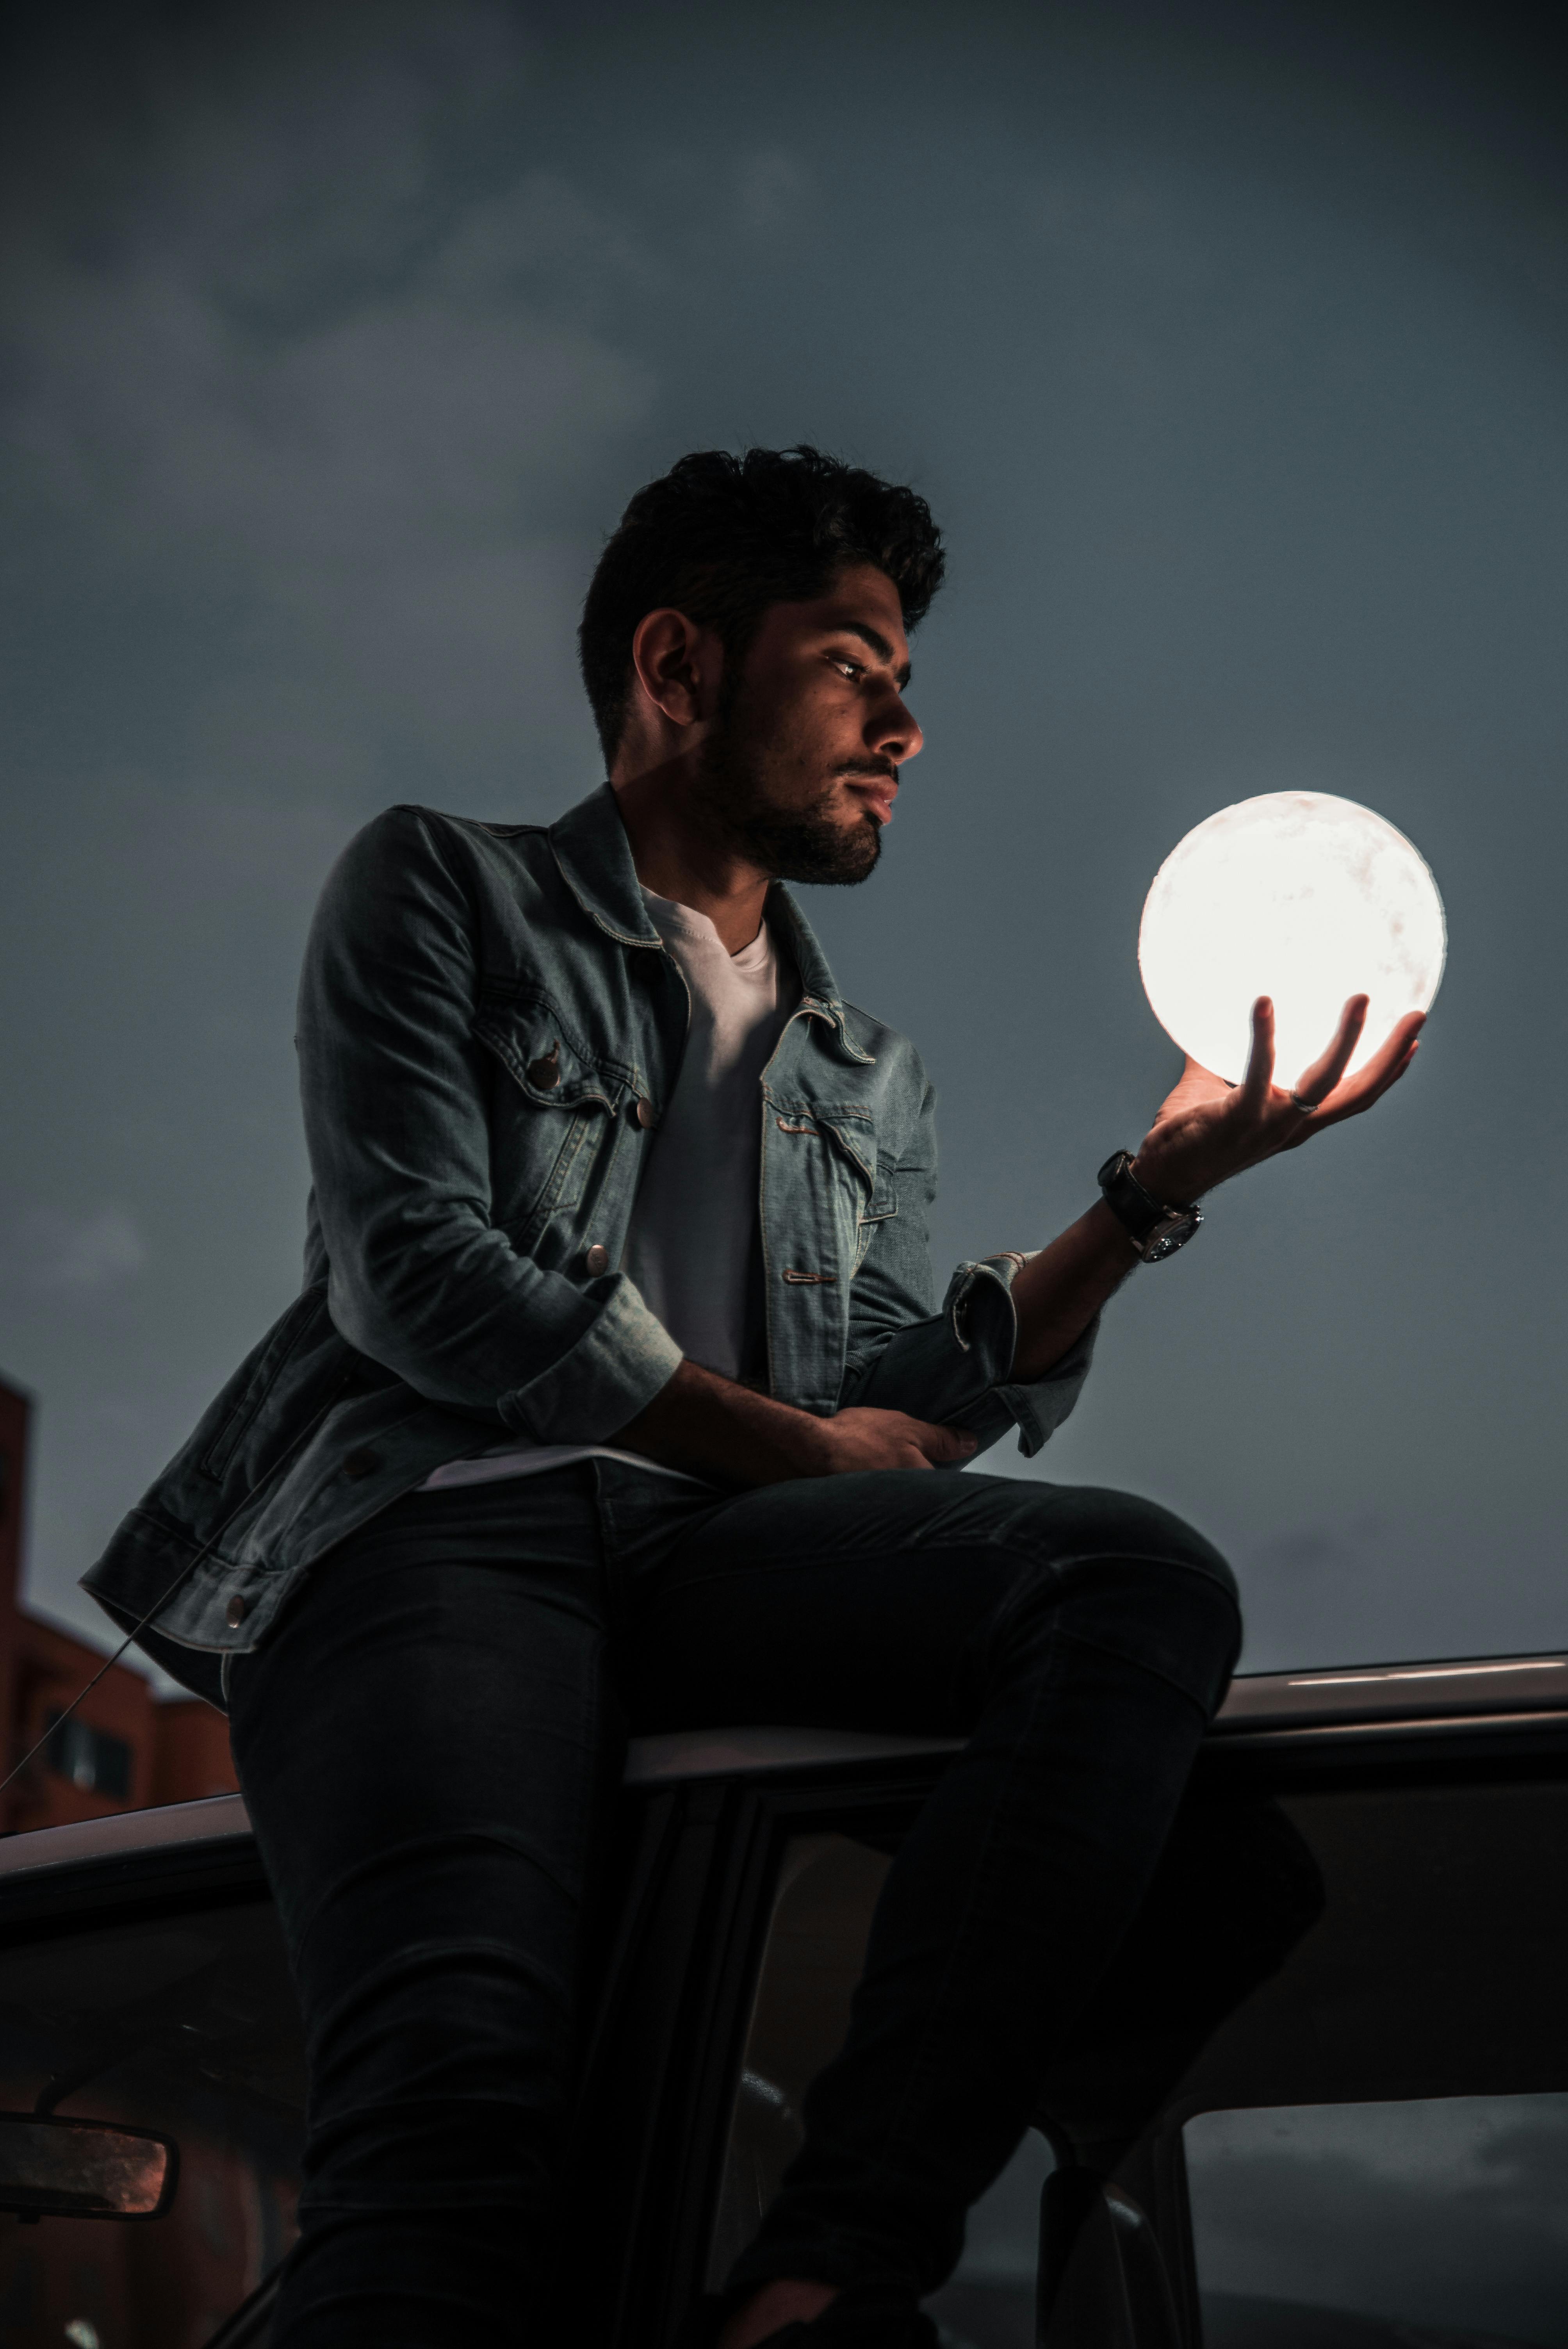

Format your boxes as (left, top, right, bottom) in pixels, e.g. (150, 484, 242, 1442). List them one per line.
(1288, 1090, 1318, 1114)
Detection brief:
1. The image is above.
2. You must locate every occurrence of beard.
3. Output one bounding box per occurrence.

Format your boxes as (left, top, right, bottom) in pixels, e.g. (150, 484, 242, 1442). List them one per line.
(693, 693, 884, 887)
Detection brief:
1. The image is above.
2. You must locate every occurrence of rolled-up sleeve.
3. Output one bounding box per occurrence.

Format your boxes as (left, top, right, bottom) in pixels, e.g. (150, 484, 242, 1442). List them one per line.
(297, 809, 681, 1441)
(838, 1078, 1097, 1458)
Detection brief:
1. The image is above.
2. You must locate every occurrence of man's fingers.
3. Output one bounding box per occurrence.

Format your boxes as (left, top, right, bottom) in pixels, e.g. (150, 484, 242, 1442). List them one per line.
(1239, 997, 1276, 1110)
(1369, 1007, 1427, 1077)
(914, 1420, 980, 1465)
(1316, 1010, 1426, 1116)
(1293, 994, 1369, 1107)
(1282, 1020, 1424, 1144)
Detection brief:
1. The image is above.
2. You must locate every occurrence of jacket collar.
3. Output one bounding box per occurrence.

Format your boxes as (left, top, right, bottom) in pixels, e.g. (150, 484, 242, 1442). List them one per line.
(548, 784, 866, 1055)
(771, 887, 875, 1066)
(548, 783, 665, 947)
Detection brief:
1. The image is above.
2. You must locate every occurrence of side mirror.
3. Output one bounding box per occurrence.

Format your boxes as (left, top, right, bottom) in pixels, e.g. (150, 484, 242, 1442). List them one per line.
(1037, 2167, 1180, 2349)
(0, 2112, 178, 2221)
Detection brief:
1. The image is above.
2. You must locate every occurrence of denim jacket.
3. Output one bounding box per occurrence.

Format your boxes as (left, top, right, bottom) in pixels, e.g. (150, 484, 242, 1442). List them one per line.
(84, 784, 1096, 1687)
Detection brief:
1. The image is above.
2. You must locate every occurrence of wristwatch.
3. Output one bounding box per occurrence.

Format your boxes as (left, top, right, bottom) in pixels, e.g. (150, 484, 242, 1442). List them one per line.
(1096, 1151, 1203, 1264)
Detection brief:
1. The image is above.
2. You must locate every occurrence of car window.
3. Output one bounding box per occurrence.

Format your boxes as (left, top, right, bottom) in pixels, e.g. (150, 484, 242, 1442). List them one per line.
(708, 1834, 887, 2287)
(1185, 2092, 1568, 2349)
(0, 1898, 303, 2349)
(707, 1830, 1055, 2348)
(926, 2128, 1053, 2349)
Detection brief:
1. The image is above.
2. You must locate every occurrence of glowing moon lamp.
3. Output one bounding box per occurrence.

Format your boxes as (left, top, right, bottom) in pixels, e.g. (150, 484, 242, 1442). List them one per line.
(1138, 791, 1445, 1089)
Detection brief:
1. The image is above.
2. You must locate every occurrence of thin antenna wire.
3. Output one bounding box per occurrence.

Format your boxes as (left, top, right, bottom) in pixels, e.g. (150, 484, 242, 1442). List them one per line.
(0, 1372, 347, 1811)
(0, 1556, 215, 1805)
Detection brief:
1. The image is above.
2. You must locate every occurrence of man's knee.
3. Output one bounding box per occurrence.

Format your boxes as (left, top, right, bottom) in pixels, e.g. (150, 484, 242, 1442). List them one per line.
(994, 1485, 1242, 1709)
(1010, 1482, 1238, 1608)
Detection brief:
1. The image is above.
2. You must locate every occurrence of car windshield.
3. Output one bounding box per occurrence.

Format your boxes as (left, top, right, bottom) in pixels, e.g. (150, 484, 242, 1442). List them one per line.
(0, 1898, 303, 2348)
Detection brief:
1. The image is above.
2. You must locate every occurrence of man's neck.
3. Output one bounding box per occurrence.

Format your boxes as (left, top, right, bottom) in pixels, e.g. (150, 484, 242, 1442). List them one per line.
(611, 761, 770, 954)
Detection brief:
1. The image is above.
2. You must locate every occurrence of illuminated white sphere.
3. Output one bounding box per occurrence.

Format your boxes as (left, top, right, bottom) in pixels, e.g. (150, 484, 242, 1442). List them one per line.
(1138, 792, 1445, 1089)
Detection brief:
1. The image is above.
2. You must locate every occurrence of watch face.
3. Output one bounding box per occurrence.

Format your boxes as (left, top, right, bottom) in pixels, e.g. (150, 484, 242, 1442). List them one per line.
(1143, 1209, 1202, 1262)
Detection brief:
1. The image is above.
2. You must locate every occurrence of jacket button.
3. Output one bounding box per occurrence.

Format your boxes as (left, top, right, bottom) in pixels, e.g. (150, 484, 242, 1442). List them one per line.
(527, 1044, 561, 1089)
(635, 1098, 656, 1128)
(342, 1447, 380, 1479)
(226, 1594, 248, 1629)
(585, 1243, 610, 1276)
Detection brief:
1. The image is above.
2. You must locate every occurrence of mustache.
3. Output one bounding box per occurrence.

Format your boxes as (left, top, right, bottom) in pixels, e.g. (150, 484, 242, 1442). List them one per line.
(836, 761, 899, 783)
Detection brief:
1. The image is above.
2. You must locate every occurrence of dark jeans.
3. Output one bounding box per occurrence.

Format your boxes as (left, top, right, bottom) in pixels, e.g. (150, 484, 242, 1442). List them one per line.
(228, 1459, 1240, 2345)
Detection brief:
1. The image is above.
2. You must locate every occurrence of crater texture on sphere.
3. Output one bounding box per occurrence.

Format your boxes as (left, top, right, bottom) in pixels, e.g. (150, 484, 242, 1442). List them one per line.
(1138, 791, 1446, 1089)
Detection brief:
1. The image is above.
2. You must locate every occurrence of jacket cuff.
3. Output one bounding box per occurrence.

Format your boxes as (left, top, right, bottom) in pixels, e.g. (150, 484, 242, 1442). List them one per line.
(840, 1252, 1097, 1458)
(945, 1254, 1100, 1458)
(499, 1275, 683, 1443)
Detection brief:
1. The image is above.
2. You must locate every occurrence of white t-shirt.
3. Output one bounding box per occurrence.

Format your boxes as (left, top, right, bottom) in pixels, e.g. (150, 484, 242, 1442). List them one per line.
(420, 888, 795, 1495)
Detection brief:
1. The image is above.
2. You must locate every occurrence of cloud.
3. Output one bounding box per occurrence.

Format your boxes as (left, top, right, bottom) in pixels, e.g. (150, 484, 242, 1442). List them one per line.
(1023, 162, 1224, 293)
(0, 1206, 148, 1299)
(1251, 1511, 1390, 1577)
(126, 791, 355, 902)
(1188, 2095, 1568, 2340)
(9, 272, 646, 567)
(736, 150, 812, 234)
(0, 5, 655, 797)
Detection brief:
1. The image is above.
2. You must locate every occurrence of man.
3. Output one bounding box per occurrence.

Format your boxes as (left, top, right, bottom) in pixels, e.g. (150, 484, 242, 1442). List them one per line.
(86, 446, 1421, 2349)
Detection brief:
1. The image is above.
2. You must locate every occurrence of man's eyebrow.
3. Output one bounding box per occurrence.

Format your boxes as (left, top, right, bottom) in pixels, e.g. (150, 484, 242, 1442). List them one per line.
(833, 620, 912, 688)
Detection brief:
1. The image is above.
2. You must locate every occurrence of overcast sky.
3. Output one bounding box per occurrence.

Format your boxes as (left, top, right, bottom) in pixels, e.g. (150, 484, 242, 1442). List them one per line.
(1188, 2094, 1568, 2344)
(1, 0, 1564, 1677)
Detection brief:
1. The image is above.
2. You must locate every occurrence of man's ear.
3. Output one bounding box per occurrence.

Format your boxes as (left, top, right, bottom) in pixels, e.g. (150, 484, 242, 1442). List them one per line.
(629, 607, 722, 732)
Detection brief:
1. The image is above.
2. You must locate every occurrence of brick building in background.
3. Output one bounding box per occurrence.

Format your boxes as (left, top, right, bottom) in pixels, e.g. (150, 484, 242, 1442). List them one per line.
(0, 1372, 237, 1833)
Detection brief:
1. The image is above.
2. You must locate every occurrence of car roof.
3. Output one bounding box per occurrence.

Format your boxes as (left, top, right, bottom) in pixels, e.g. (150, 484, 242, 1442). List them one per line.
(3, 1652, 1566, 1887)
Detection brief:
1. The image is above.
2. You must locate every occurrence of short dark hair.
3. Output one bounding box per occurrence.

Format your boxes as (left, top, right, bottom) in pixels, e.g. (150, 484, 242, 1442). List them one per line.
(578, 445, 946, 760)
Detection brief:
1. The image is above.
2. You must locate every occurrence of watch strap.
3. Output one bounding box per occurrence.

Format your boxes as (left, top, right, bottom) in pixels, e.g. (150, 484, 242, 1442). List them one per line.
(1096, 1151, 1203, 1263)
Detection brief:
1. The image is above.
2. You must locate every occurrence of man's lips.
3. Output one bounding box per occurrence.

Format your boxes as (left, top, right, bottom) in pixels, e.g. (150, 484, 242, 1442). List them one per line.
(842, 773, 899, 824)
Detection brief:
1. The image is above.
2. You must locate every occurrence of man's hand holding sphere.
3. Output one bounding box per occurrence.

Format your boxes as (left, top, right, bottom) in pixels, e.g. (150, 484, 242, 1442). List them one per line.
(1130, 791, 1443, 1212)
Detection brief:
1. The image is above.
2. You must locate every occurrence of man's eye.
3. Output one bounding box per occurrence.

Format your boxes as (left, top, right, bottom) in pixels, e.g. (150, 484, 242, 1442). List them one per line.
(832, 658, 862, 681)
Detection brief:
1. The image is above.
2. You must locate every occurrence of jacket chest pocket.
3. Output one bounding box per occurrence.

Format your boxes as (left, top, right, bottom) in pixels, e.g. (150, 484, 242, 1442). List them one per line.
(474, 1000, 631, 1254)
(769, 1109, 896, 1279)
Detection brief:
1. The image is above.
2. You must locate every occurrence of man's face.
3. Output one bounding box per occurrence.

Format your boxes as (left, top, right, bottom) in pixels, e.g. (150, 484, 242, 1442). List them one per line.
(695, 563, 924, 886)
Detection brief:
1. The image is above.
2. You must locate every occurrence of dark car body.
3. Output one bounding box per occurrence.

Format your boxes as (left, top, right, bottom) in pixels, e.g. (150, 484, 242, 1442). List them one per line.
(2, 1652, 1567, 2348)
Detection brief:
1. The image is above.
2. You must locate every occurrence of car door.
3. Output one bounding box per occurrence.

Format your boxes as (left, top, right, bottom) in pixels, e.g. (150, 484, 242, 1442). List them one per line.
(1154, 1669, 1568, 2349)
(0, 1802, 301, 2349)
(568, 1661, 1568, 2349)
(7, 1658, 1568, 2349)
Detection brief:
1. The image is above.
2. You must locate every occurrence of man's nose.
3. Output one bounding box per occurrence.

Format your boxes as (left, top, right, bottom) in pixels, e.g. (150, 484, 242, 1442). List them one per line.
(871, 688, 923, 765)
